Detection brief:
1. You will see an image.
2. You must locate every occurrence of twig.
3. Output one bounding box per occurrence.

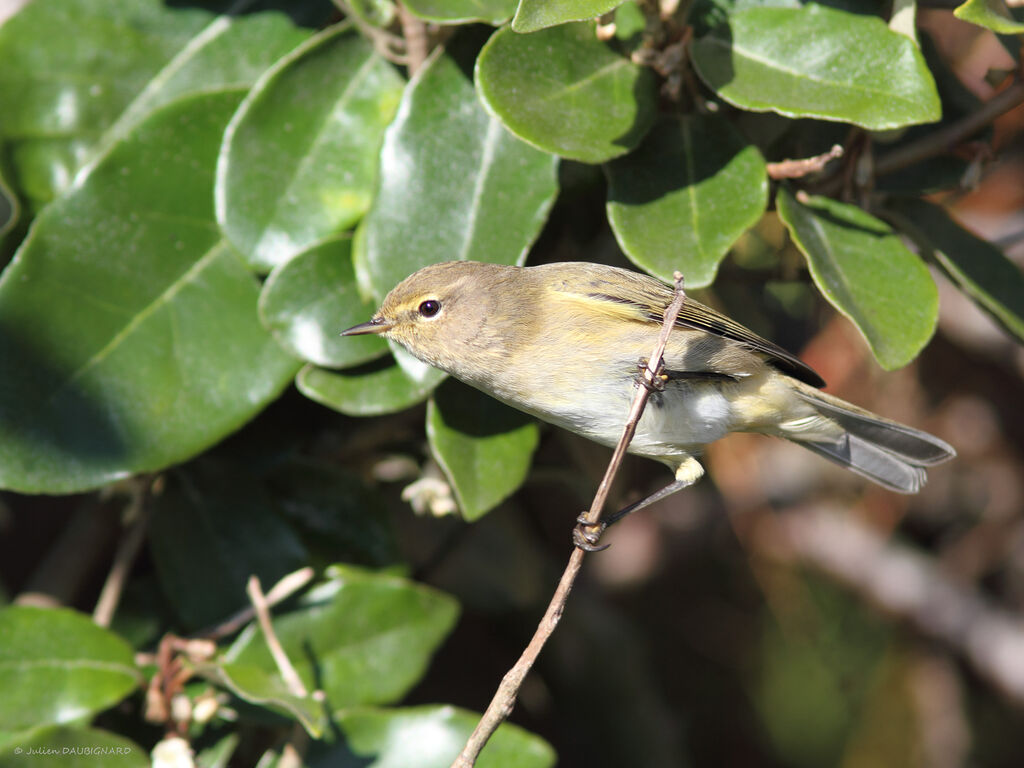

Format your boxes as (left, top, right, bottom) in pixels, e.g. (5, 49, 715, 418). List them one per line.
(759, 508, 1024, 707)
(815, 80, 1024, 196)
(93, 478, 153, 627)
(397, 3, 428, 75)
(246, 575, 307, 697)
(767, 145, 844, 180)
(197, 567, 314, 640)
(450, 273, 689, 768)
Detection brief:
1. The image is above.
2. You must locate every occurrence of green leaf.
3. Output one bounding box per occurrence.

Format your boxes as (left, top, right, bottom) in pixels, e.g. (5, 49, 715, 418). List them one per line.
(198, 661, 326, 737)
(776, 188, 937, 369)
(0, 607, 139, 731)
(0, 92, 299, 494)
(605, 113, 767, 288)
(403, 0, 518, 25)
(259, 236, 387, 368)
(297, 356, 442, 416)
(345, 0, 397, 27)
(0, 726, 147, 768)
(511, 0, 625, 32)
(217, 25, 404, 272)
(195, 733, 239, 768)
(228, 565, 459, 708)
(427, 380, 540, 522)
(0, 1, 307, 210)
(307, 705, 555, 767)
(476, 23, 657, 163)
(954, 0, 1024, 34)
(363, 36, 558, 301)
(148, 459, 309, 631)
(691, 4, 941, 130)
(886, 198, 1024, 343)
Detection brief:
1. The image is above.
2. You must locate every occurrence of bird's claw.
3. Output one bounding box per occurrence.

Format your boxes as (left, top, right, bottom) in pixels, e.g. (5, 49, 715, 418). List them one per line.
(573, 514, 609, 552)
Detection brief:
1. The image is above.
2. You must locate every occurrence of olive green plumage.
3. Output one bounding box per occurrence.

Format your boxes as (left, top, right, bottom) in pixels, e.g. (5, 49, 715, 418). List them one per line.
(344, 261, 954, 494)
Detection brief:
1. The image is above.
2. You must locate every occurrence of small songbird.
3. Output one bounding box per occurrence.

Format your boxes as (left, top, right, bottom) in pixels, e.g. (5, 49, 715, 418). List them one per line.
(343, 261, 954, 525)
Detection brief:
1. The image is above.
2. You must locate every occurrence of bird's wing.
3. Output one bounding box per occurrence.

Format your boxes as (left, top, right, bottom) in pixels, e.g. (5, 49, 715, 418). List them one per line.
(553, 267, 826, 388)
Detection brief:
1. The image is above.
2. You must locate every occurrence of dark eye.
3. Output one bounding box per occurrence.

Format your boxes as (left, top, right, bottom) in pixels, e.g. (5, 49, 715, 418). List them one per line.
(418, 299, 441, 318)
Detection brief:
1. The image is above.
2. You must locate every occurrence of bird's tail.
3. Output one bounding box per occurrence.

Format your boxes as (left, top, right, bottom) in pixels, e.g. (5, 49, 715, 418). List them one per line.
(770, 382, 955, 493)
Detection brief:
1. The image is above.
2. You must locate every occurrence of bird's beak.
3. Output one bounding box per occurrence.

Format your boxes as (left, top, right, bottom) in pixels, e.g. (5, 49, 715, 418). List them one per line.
(341, 317, 394, 336)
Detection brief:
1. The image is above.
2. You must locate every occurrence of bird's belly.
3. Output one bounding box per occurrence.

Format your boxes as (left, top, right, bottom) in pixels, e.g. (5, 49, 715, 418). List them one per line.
(510, 377, 734, 460)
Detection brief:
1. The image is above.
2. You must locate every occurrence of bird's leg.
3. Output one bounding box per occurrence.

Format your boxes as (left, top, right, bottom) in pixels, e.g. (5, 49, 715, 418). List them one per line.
(573, 457, 704, 551)
(637, 358, 669, 392)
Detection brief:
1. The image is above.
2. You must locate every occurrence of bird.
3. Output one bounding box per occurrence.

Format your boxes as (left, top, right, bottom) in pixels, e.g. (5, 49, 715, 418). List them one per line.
(343, 260, 955, 536)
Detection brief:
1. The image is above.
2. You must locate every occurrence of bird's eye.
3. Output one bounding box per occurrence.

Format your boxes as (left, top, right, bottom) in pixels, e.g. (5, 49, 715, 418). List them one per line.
(418, 300, 441, 318)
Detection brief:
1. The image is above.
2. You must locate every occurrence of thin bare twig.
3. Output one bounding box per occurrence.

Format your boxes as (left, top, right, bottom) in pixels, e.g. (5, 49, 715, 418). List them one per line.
(398, 3, 428, 75)
(94, 478, 153, 627)
(450, 273, 689, 768)
(246, 575, 308, 697)
(197, 567, 314, 640)
(766, 145, 844, 180)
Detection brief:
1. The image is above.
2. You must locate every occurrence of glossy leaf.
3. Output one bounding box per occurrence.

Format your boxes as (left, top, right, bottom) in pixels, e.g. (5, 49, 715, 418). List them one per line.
(362, 39, 558, 301)
(0, 726, 147, 768)
(307, 705, 555, 767)
(259, 236, 387, 367)
(427, 380, 539, 522)
(228, 565, 459, 708)
(476, 23, 657, 163)
(0, 1, 306, 210)
(0, 92, 299, 494)
(217, 25, 404, 272)
(0, 607, 138, 731)
(85, 12, 310, 178)
(511, 0, 624, 32)
(199, 661, 325, 736)
(777, 188, 937, 369)
(605, 113, 767, 288)
(403, 0, 517, 25)
(887, 198, 1024, 343)
(691, 4, 941, 129)
(297, 356, 442, 416)
(149, 460, 308, 630)
(0, 0, 210, 208)
(344, 0, 397, 27)
(954, 0, 1024, 33)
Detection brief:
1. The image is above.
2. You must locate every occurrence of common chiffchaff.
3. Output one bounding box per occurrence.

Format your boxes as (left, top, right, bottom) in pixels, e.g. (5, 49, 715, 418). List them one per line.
(343, 261, 954, 514)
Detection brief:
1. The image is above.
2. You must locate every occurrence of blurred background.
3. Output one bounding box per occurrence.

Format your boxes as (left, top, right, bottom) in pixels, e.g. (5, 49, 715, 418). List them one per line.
(1, 3, 1022, 766)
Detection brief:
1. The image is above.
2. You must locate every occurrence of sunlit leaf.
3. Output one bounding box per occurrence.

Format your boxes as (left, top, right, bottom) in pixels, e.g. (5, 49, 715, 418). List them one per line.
(511, 0, 625, 32)
(954, 0, 1024, 34)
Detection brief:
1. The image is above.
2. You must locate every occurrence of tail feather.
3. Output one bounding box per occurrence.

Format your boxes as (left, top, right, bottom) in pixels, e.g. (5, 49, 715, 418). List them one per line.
(775, 383, 956, 494)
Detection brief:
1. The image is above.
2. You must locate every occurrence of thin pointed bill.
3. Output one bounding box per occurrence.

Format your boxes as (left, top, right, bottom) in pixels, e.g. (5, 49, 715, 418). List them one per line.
(341, 317, 393, 336)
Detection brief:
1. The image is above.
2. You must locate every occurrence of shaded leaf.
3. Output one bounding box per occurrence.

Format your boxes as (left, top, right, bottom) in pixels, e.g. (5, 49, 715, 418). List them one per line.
(217, 25, 404, 272)
(0, 607, 138, 731)
(363, 37, 558, 301)
(307, 705, 556, 767)
(776, 188, 937, 369)
(0, 92, 299, 494)
(691, 4, 940, 129)
(259, 236, 387, 367)
(228, 565, 459, 708)
(887, 198, 1024, 343)
(476, 23, 656, 163)
(0, 726, 147, 768)
(149, 459, 308, 631)
(427, 379, 540, 521)
(605, 113, 767, 287)
(403, 0, 517, 24)
(954, 0, 1024, 33)
(297, 356, 441, 416)
(198, 661, 326, 737)
(512, 0, 625, 32)
(195, 733, 239, 768)
(345, 0, 397, 27)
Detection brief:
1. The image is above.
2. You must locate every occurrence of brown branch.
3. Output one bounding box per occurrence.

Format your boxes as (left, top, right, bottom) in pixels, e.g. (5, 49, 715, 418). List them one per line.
(766, 145, 844, 180)
(246, 575, 308, 698)
(94, 478, 152, 627)
(758, 508, 1024, 708)
(814, 80, 1024, 197)
(450, 273, 689, 768)
(398, 3, 428, 76)
(196, 567, 314, 640)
